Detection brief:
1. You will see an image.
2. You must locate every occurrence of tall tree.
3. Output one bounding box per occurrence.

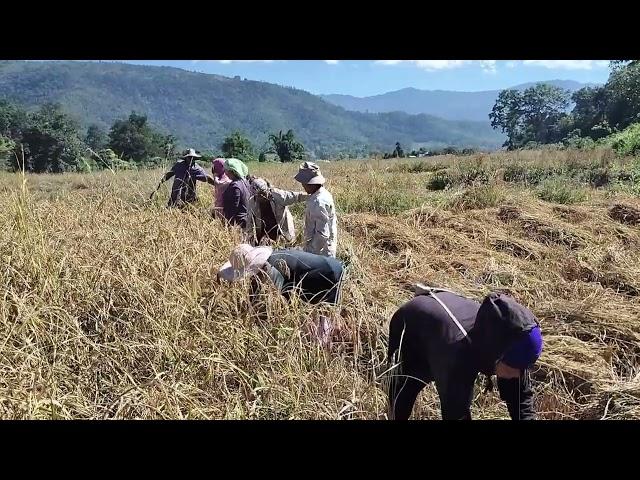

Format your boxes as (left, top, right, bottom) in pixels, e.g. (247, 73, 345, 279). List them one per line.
(107, 112, 166, 162)
(489, 85, 570, 149)
(0, 99, 27, 138)
(268, 129, 305, 163)
(220, 131, 254, 161)
(84, 124, 107, 151)
(570, 86, 609, 139)
(603, 61, 640, 131)
(15, 103, 85, 173)
(393, 141, 404, 158)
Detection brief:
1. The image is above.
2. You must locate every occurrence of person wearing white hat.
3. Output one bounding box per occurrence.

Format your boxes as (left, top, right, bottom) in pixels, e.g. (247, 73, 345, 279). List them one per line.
(151, 148, 215, 207)
(217, 243, 344, 305)
(252, 162, 337, 257)
(217, 243, 346, 347)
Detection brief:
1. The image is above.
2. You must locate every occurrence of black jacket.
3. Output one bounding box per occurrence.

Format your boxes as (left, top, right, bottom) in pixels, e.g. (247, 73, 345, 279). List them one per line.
(387, 291, 538, 420)
(252, 249, 344, 305)
(222, 179, 250, 229)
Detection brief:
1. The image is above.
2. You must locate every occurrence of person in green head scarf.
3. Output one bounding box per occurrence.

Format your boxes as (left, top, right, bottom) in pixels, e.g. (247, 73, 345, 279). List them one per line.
(222, 158, 251, 230)
(224, 158, 248, 179)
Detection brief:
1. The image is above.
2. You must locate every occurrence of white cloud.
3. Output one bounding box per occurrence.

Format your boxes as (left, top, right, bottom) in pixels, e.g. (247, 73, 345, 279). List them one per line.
(479, 60, 497, 73)
(215, 60, 275, 64)
(414, 60, 466, 70)
(376, 60, 403, 65)
(375, 60, 464, 70)
(522, 60, 609, 70)
(506, 61, 517, 68)
(375, 60, 497, 72)
(324, 60, 339, 65)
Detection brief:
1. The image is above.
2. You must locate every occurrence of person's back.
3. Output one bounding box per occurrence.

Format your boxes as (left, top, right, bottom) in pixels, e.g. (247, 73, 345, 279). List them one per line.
(246, 177, 298, 245)
(303, 186, 338, 257)
(223, 177, 250, 229)
(266, 249, 344, 304)
(388, 292, 480, 420)
(168, 157, 209, 205)
(387, 289, 541, 420)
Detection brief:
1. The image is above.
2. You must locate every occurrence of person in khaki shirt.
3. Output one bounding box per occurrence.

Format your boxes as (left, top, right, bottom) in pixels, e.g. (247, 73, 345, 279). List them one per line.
(256, 162, 338, 257)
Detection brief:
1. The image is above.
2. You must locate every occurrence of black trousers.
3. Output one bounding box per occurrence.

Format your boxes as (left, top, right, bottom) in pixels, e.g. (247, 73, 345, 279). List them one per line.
(388, 368, 535, 420)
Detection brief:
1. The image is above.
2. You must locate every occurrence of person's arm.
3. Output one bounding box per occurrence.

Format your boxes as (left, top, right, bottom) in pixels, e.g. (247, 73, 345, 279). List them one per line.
(249, 265, 285, 305)
(497, 370, 536, 420)
(192, 164, 215, 185)
(264, 263, 286, 292)
(309, 201, 333, 255)
(150, 169, 175, 199)
(269, 187, 309, 206)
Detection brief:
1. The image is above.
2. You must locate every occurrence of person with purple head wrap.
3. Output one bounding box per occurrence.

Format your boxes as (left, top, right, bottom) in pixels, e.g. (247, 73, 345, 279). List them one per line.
(386, 287, 543, 420)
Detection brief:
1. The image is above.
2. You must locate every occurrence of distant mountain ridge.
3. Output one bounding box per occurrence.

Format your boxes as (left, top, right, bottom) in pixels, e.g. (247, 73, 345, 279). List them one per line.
(321, 80, 597, 122)
(0, 61, 505, 154)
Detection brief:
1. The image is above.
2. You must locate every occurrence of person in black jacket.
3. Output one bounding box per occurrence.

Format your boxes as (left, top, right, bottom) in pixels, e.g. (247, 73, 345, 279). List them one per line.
(217, 244, 344, 305)
(217, 244, 345, 346)
(222, 158, 250, 230)
(386, 285, 543, 420)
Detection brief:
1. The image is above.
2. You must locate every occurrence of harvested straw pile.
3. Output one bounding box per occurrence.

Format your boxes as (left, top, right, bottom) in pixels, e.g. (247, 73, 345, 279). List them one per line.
(609, 203, 640, 226)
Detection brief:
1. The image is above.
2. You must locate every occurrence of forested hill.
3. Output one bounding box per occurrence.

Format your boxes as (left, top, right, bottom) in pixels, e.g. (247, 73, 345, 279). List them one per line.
(0, 61, 504, 154)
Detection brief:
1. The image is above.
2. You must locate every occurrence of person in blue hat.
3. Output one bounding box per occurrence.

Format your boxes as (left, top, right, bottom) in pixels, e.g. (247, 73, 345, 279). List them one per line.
(386, 286, 543, 420)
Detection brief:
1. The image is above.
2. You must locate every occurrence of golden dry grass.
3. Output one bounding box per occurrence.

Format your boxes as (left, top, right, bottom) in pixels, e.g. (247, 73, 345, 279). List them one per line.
(1, 150, 639, 419)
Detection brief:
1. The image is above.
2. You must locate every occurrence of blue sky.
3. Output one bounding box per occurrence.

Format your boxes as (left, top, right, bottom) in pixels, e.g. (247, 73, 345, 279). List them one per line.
(120, 60, 611, 97)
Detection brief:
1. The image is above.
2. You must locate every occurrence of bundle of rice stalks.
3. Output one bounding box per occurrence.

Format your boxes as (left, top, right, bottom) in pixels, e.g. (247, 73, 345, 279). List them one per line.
(609, 203, 640, 226)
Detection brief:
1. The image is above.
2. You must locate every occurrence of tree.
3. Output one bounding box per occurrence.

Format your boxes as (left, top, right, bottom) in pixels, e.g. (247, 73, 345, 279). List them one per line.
(0, 99, 27, 139)
(603, 61, 640, 131)
(220, 131, 254, 161)
(489, 85, 571, 149)
(0, 135, 16, 170)
(569, 86, 608, 139)
(268, 129, 305, 163)
(393, 142, 404, 158)
(12, 103, 86, 173)
(609, 60, 639, 72)
(84, 124, 107, 151)
(107, 112, 167, 163)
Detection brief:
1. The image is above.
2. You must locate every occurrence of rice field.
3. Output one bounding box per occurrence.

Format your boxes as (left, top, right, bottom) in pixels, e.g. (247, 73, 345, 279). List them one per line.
(1, 149, 639, 419)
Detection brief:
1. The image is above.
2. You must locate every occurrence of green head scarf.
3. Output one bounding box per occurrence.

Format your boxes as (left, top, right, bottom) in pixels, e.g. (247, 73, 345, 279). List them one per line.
(224, 158, 248, 179)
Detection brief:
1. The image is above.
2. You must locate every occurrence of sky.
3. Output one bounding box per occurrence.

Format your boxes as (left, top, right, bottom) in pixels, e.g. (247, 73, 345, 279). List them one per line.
(119, 60, 612, 97)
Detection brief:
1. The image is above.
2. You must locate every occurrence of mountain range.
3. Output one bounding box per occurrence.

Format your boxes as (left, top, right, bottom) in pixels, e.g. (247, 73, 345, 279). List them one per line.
(0, 61, 590, 155)
(321, 80, 594, 122)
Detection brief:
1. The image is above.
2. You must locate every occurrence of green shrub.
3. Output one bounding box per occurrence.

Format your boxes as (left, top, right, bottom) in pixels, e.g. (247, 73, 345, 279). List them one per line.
(600, 123, 640, 156)
(392, 161, 446, 174)
(339, 189, 423, 215)
(426, 170, 453, 190)
(537, 178, 588, 204)
(446, 185, 506, 211)
(503, 164, 562, 185)
(454, 158, 491, 186)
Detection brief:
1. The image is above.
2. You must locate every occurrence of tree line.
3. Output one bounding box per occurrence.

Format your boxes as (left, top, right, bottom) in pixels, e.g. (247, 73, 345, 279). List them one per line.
(489, 60, 640, 153)
(0, 101, 308, 173)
